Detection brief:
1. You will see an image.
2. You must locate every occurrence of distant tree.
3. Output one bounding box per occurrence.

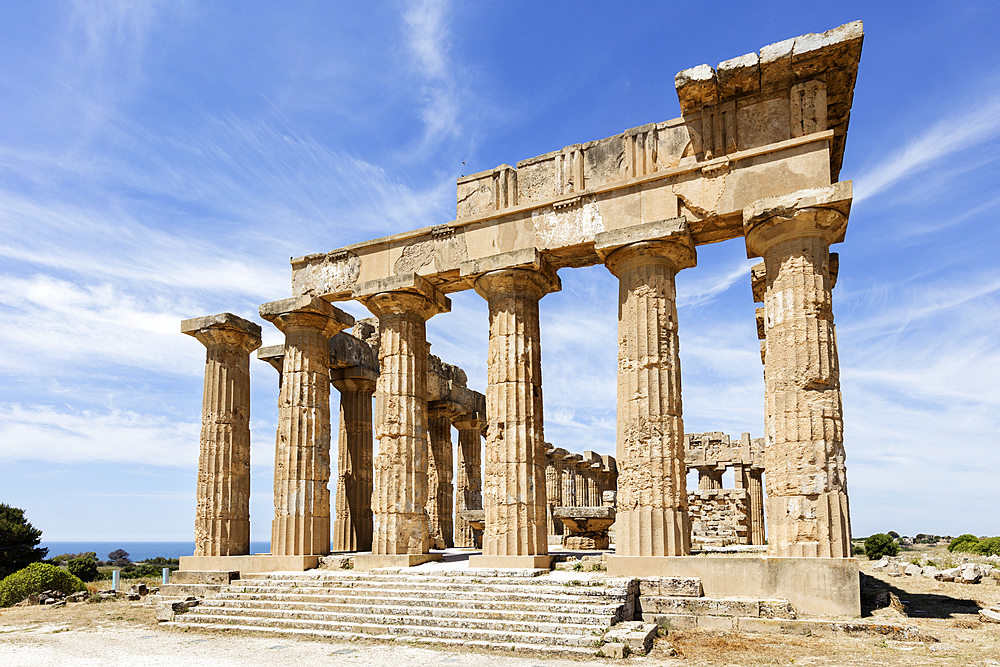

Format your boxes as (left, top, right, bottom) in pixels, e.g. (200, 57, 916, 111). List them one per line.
(864, 533, 899, 560)
(974, 537, 1000, 557)
(887, 531, 900, 539)
(67, 556, 99, 582)
(107, 549, 131, 567)
(0, 504, 48, 580)
(948, 534, 980, 553)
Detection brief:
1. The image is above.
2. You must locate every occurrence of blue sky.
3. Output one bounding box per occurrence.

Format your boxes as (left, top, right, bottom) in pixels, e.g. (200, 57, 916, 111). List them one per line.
(1, 1, 998, 543)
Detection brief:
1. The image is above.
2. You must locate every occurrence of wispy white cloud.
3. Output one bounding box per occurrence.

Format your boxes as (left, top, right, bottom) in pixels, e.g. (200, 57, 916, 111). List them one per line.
(853, 90, 1000, 203)
(0, 404, 199, 466)
(402, 0, 463, 147)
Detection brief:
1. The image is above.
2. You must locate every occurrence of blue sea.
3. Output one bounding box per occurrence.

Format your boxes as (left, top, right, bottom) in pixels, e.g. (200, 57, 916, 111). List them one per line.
(40, 541, 272, 562)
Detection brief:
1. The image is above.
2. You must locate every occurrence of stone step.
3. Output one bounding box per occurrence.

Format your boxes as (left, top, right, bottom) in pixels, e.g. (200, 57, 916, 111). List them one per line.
(184, 605, 608, 635)
(156, 583, 225, 598)
(161, 621, 598, 658)
(172, 613, 604, 648)
(238, 572, 613, 587)
(231, 576, 620, 595)
(224, 583, 615, 604)
(639, 596, 796, 619)
(203, 595, 618, 619)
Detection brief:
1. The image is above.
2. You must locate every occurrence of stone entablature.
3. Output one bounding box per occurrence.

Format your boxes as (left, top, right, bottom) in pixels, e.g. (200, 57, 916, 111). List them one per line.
(290, 23, 861, 301)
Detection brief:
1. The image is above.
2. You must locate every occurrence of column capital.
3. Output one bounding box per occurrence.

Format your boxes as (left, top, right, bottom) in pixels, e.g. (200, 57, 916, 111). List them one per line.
(596, 217, 696, 276)
(181, 312, 262, 353)
(330, 366, 378, 393)
(743, 182, 852, 259)
(365, 290, 447, 321)
(474, 267, 560, 302)
(256, 344, 285, 374)
(259, 295, 354, 338)
(353, 272, 451, 319)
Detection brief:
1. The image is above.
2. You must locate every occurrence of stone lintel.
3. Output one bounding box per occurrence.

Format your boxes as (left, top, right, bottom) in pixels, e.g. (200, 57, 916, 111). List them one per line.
(352, 272, 451, 314)
(260, 295, 354, 334)
(329, 330, 378, 372)
(181, 312, 262, 350)
(743, 181, 852, 259)
(352, 554, 443, 571)
(468, 555, 553, 570)
(554, 506, 616, 520)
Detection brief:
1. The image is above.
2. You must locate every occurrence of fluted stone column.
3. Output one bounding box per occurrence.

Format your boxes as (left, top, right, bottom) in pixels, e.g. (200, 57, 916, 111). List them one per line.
(454, 414, 484, 548)
(366, 290, 447, 558)
(545, 447, 566, 535)
(576, 460, 591, 507)
(603, 233, 696, 557)
(182, 313, 262, 557)
(331, 370, 377, 552)
(698, 468, 724, 490)
(260, 296, 354, 556)
(746, 469, 766, 545)
(745, 184, 852, 558)
(469, 267, 560, 568)
(427, 404, 457, 549)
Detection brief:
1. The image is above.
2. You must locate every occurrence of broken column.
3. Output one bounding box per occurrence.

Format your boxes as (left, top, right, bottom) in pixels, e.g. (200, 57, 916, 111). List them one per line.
(182, 313, 262, 557)
(744, 183, 852, 558)
(454, 410, 485, 548)
(463, 251, 560, 568)
(354, 275, 450, 564)
(260, 296, 354, 556)
(597, 219, 696, 557)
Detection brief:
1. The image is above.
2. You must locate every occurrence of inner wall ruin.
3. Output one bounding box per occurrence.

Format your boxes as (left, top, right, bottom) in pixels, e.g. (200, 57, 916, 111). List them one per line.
(180, 21, 863, 612)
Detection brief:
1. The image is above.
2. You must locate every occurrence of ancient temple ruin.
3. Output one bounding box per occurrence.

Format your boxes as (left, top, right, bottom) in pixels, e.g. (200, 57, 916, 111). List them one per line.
(179, 21, 864, 616)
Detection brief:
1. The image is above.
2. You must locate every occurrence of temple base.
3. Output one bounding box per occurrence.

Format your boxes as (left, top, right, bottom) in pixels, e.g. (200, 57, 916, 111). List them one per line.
(352, 553, 443, 571)
(468, 555, 552, 569)
(179, 554, 319, 573)
(608, 556, 859, 617)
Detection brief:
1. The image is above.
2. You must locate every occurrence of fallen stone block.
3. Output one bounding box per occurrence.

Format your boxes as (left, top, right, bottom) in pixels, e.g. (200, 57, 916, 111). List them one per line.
(980, 609, 1000, 624)
(603, 621, 658, 655)
(600, 642, 626, 659)
(904, 564, 921, 576)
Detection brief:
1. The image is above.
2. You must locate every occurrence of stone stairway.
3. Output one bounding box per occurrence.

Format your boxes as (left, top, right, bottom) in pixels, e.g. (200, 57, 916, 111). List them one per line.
(637, 576, 798, 631)
(165, 569, 642, 656)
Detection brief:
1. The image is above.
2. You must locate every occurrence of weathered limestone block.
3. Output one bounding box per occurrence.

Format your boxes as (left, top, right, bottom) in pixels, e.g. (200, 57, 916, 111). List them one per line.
(744, 183, 852, 558)
(454, 412, 485, 548)
(181, 313, 262, 558)
(426, 403, 458, 549)
(597, 220, 696, 557)
(555, 506, 616, 550)
(688, 489, 750, 548)
(260, 296, 354, 556)
(365, 289, 448, 555)
(331, 369, 377, 552)
(474, 266, 560, 560)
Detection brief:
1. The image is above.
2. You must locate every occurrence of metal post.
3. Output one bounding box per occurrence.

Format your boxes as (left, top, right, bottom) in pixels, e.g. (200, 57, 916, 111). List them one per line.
(161, 568, 170, 586)
(111, 569, 119, 592)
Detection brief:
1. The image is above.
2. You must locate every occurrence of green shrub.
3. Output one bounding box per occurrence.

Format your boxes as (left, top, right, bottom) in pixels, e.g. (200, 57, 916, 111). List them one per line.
(973, 537, 1000, 556)
(864, 533, 899, 560)
(948, 534, 980, 553)
(67, 556, 99, 582)
(0, 563, 85, 607)
(851, 543, 865, 556)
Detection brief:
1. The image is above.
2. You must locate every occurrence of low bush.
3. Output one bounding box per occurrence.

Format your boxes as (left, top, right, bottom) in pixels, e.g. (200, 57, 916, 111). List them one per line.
(948, 534, 980, 553)
(68, 556, 99, 582)
(0, 563, 86, 607)
(974, 536, 1000, 556)
(864, 533, 899, 560)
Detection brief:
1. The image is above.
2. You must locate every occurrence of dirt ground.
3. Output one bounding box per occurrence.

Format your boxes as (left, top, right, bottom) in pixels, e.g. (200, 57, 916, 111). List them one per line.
(1, 557, 999, 666)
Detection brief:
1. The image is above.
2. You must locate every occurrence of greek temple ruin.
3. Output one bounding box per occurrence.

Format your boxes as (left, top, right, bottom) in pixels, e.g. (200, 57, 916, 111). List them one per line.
(178, 21, 864, 616)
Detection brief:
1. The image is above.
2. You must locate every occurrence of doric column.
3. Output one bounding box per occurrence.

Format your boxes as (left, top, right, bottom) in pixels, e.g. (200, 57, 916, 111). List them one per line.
(698, 468, 724, 490)
(362, 285, 449, 558)
(331, 370, 377, 552)
(453, 412, 485, 548)
(468, 262, 560, 568)
(746, 469, 766, 545)
(598, 220, 696, 557)
(586, 463, 601, 506)
(576, 460, 591, 506)
(426, 404, 457, 549)
(260, 296, 354, 556)
(744, 183, 852, 558)
(545, 447, 567, 535)
(182, 313, 262, 557)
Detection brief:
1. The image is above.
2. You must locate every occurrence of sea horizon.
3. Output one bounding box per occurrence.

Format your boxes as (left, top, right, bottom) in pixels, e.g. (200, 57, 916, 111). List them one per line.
(40, 541, 273, 562)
